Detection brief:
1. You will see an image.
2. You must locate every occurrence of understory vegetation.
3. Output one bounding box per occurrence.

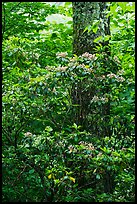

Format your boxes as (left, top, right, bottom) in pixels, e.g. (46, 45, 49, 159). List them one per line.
(2, 2, 135, 202)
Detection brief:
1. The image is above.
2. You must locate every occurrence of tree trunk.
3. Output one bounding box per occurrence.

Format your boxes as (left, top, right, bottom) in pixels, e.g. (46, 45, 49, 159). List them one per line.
(72, 2, 113, 193)
(72, 2, 110, 128)
(72, 2, 110, 55)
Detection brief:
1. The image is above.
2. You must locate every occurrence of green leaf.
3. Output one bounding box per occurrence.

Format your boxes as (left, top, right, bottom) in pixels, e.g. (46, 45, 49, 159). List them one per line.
(96, 174, 100, 179)
(45, 126, 53, 132)
(83, 25, 92, 33)
(93, 36, 103, 43)
(73, 123, 78, 129)
(29, 169, 35, 174)
(91, 20, 100, 34)
(64, 176, 69, 180)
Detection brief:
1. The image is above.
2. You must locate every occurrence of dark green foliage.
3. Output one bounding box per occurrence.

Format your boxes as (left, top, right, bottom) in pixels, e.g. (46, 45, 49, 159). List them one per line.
(2, 2, 135, 202)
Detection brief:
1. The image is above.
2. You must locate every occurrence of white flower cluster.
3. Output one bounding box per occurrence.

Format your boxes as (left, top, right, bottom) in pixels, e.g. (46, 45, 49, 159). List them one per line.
(91, 95, 108, 103)
(56, 52, 68, 58)
(68, 141, 95, 154)
(68, 145, 76, 153)
(117, 69, 125, 75)
(107, 73, 125, 82)
(113, 56, 120, 63)
(79, 63, 86, 68)
(107, 73, 116, 78)
(24, 132, 32, 137)
(69, 56, 78, 62)
(57, 66, 68, 71)
(116, 76, 125, 82)
(79, 141, 95, 150)
(81, 52, 96, 60)
(97, 75, 106, 81)
(78, 63, 93, 72)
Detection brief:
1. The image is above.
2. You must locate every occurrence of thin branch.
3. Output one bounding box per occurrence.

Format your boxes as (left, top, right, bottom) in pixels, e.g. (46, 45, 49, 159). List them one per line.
(2, 126, 13, 144)
(77, 181, 94, 190)
(14, 118, 30, 150)
(9, 2, 22, 13)
(2, 126, 9, 137)
(15, 119, 29, 136)
(11, 165, 27, 187)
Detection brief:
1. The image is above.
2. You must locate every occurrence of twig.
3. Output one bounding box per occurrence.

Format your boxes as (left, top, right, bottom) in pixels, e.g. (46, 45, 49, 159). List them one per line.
(11, 165, 27, 187)
(2, 126, 13, 144)
(77, 181, 94, 190)
(17, 165, 27, 180)
(9, 2, 22, 13)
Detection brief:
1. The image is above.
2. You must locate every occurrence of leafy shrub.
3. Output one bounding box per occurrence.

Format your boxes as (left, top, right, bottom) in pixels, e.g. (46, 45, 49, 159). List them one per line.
(2, 2, 135, 202)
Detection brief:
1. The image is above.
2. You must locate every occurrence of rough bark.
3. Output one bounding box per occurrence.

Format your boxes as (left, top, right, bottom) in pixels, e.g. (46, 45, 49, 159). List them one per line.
(72, 2, 111, 128)
(72, 2, 113, 193)
(72, 2, 110, 55)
